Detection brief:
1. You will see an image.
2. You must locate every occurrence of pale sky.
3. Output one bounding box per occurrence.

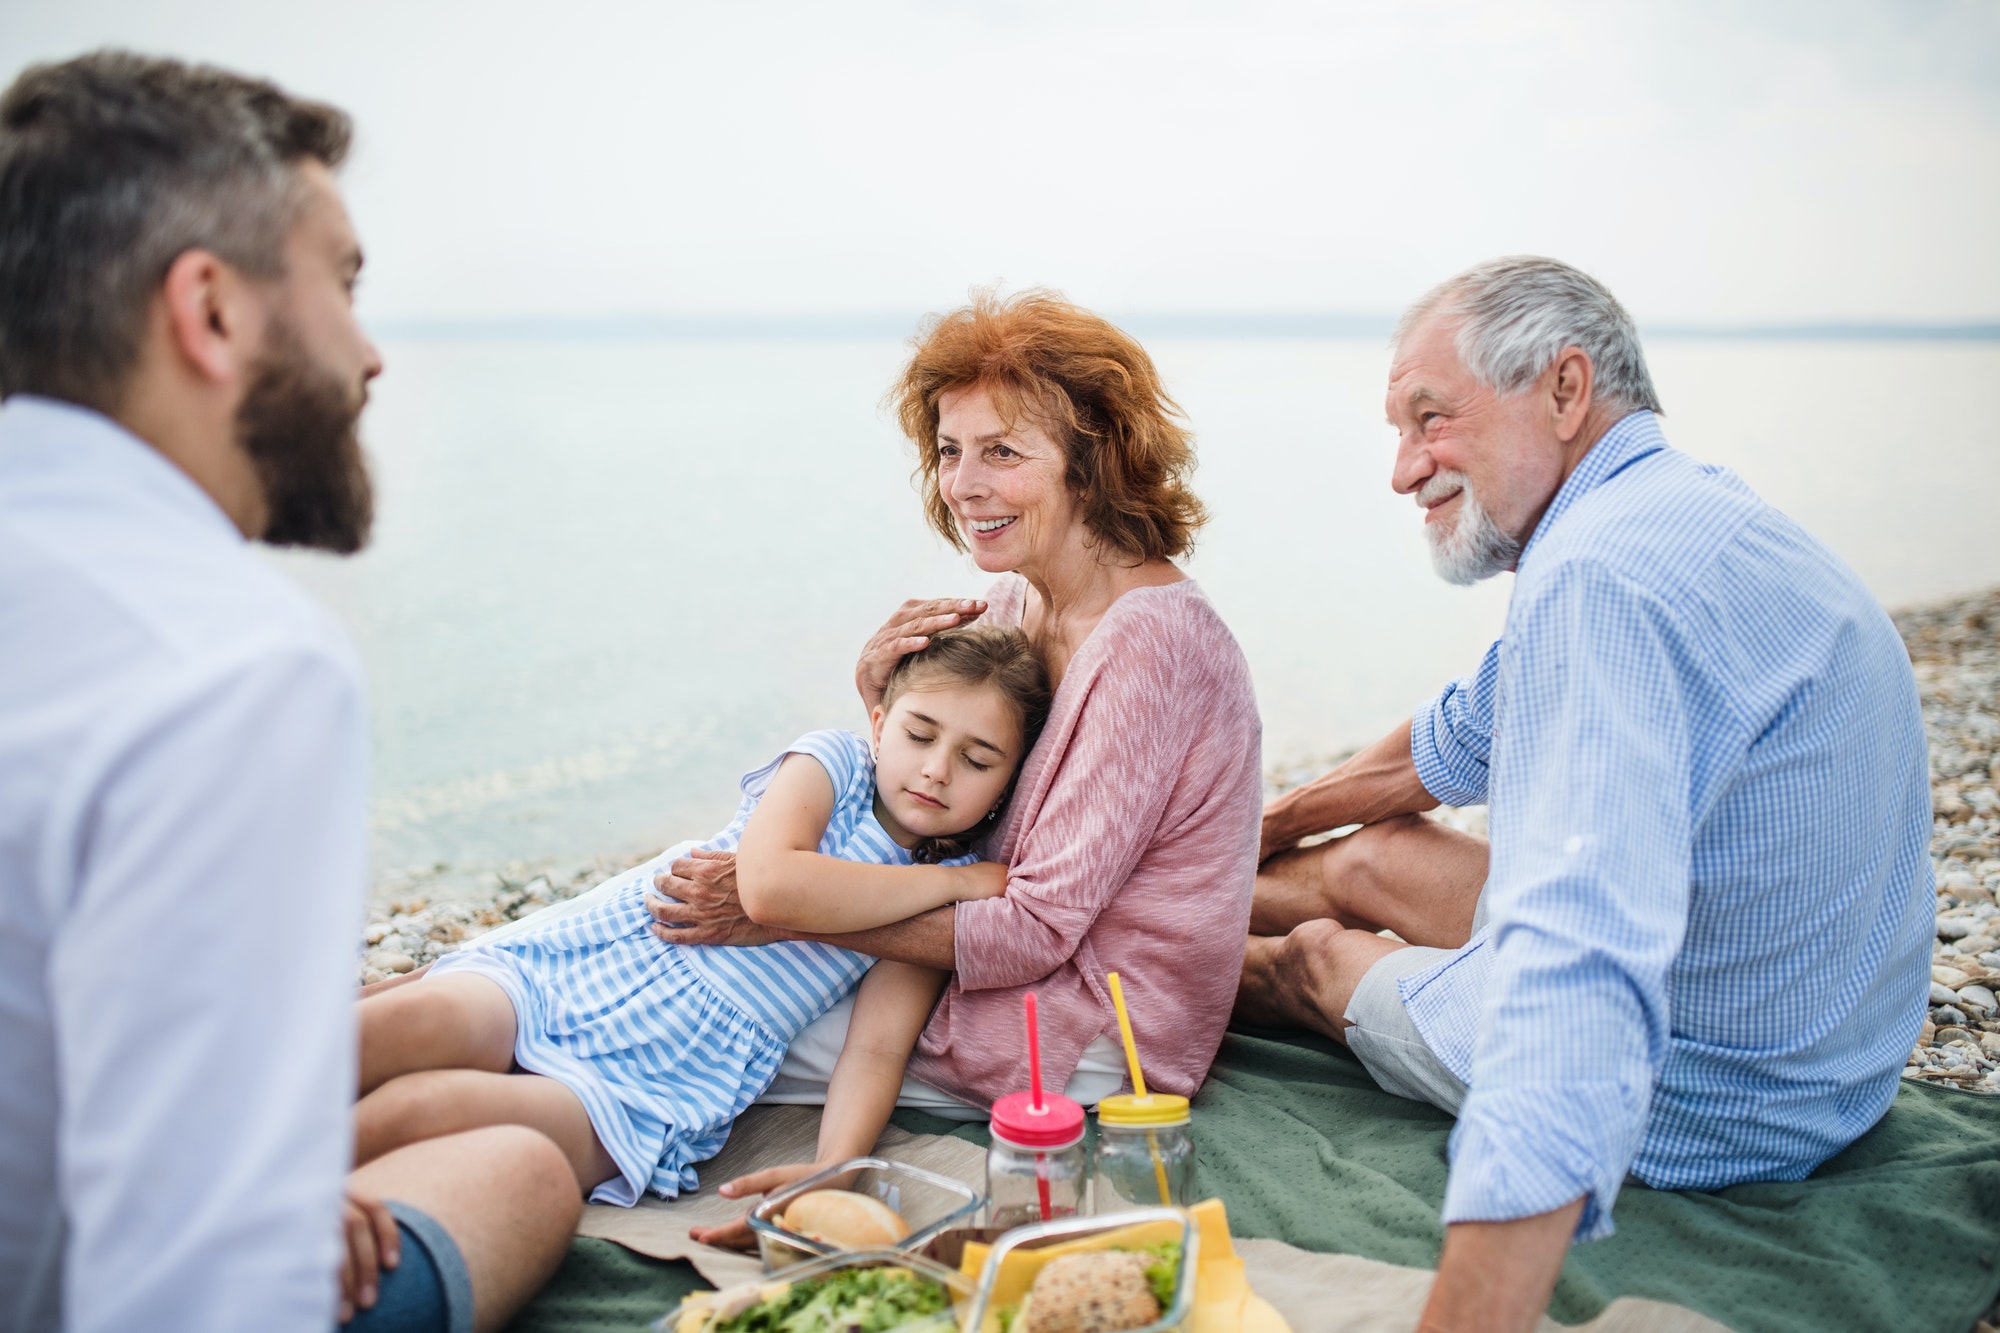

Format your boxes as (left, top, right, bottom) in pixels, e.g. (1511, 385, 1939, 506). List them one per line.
(6, 0, 1997, 325)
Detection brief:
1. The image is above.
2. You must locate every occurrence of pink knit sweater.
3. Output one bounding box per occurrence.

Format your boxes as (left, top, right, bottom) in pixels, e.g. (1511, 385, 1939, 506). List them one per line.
(907, 575, 1263, 1106)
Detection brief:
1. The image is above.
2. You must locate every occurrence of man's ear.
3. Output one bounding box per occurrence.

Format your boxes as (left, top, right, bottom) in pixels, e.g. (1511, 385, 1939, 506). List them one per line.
(157, 248, 258, 386)
(1549, 345, 1596, 443)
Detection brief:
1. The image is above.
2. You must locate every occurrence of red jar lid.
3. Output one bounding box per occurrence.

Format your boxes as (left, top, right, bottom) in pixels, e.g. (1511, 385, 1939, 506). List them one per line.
(989, 1090, 1085, 1149)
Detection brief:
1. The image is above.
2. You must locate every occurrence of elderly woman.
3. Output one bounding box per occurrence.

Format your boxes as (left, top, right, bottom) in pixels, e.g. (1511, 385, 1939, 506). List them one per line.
(652, 290, 1262, 1123)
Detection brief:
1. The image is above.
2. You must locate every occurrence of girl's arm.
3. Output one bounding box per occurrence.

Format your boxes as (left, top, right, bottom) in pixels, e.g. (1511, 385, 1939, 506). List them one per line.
(734, 754, 1004, 933)
(688, 962, 949, 1251)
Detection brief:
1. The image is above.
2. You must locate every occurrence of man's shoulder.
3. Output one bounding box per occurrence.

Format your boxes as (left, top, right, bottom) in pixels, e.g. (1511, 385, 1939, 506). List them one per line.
(1532, 448, 1765, 599)
(0, 482, 360, 754)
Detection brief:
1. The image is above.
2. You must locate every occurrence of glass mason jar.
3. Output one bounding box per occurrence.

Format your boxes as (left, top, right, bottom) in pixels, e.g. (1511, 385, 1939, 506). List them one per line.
(1092, 1093, 1195, 1212)
(986, 1090, 1088, 1226)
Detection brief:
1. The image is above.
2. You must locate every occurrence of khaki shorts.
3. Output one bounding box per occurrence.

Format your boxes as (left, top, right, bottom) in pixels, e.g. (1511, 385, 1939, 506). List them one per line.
(1342, 944, 1470, 1115)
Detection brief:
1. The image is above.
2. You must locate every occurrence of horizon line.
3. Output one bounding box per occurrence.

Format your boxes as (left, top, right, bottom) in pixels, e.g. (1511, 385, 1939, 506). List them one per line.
(367, 311, 2000, 344)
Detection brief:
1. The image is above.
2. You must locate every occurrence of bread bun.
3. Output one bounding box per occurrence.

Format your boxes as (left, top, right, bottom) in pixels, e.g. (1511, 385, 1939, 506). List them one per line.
(779, 1189, 912, 1248)
(1016, 1251, 1161, 1333)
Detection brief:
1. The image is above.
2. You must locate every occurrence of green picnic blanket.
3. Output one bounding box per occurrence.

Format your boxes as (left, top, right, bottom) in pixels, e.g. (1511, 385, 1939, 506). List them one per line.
(506, 1030, 2000, 1332)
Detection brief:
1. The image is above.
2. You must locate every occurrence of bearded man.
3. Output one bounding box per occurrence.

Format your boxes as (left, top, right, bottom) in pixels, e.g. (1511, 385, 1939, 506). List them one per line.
(0, 53, 578, 1332)
(1234, 257, 1932, 1332)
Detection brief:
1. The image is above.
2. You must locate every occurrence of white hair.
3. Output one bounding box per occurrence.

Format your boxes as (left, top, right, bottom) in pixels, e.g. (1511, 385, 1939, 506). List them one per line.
(1394, 256, 1663, 417)
(1416, 470, 1521, 585)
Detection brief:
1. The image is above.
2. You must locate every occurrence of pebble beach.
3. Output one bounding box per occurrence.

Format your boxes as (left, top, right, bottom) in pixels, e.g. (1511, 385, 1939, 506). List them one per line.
(358, 586, 2000, 1096)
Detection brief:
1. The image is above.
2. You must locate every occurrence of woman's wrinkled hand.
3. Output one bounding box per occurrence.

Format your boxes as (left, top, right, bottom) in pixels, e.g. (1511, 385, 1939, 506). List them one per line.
(856, 598, 987, 712)
(648, 849, 779, 948)
(955, 861, 1009, 901)
(686, 1162, 827, 1251)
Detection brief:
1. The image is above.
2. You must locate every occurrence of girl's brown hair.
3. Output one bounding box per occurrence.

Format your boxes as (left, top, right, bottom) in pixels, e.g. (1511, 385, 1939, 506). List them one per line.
(889, 288, 1209, 564)
(879, 624, 1051, 864)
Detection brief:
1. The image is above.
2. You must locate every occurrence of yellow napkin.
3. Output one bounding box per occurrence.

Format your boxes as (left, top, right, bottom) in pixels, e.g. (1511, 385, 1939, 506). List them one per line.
(960, 1199, 1258, 1333)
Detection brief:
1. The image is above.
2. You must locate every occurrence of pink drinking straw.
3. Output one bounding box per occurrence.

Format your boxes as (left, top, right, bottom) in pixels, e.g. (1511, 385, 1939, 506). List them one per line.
(1024, 991, 1053, 1218)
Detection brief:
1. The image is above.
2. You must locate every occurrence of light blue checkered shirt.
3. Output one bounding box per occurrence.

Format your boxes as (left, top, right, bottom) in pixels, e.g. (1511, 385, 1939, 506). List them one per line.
(1404, 411, 1933, 1241)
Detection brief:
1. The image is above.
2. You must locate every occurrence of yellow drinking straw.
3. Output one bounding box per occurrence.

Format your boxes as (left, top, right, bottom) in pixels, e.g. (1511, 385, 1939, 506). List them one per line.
(1105, 970, 1175, 1206)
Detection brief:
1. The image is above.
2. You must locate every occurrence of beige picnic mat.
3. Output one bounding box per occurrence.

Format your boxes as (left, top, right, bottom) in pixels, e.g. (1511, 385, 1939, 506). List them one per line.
(573, 1105, 1726, 1332)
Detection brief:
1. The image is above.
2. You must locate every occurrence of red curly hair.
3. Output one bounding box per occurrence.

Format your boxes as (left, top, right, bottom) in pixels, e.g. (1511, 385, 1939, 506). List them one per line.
(889, 289, 1207, 563)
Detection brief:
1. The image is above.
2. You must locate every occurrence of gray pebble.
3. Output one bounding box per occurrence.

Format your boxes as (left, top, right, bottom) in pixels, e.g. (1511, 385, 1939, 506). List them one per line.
(366, 950, 417, 974)
(1958, 984, 1998, 1015)
(1932, 981, 1962, 1005)
(1934, 1005, 1969, 1027)
(1937, 917, 1978, 939)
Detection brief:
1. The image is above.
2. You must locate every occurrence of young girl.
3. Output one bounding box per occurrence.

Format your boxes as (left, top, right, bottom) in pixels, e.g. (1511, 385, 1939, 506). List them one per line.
(354, 625, 1050, 1207)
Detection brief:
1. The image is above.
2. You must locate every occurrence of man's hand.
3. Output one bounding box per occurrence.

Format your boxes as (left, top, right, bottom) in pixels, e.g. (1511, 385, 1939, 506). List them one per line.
(648, 849, 779, 947)
(856, 598, 987, 712)
(686, 1162, 827, 1251)
(337, 1188, 401, 1323)
(1416, 1199, 1584, 1333)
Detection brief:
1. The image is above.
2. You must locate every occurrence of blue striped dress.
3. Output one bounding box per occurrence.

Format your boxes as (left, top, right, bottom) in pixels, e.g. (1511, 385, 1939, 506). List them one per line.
(428, 729, 975, 1205)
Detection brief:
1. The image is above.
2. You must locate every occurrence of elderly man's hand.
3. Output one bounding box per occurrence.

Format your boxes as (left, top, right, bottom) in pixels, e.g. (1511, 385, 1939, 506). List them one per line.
(856, 598, 987, 712)
(648, 849, 780, 947)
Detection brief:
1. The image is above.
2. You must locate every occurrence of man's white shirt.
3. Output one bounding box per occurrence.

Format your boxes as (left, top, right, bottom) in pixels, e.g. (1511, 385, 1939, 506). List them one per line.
(0, 396, 365, 1331)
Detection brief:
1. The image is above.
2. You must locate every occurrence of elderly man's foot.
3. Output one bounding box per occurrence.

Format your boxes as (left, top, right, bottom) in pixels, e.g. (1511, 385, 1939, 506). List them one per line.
(1234, 934, 1305, 1029)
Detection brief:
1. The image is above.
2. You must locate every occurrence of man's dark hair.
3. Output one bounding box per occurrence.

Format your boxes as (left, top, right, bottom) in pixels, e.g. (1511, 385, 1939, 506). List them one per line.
(0, 51, 351, 410)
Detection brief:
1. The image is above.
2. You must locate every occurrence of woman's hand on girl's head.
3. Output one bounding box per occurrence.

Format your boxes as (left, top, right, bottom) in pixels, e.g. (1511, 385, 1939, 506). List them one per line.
(856, 598, 987, 712)
(686, 1162, 825, 1252)
(647, 850, 779, 948)
(954, 861, 1009, 901)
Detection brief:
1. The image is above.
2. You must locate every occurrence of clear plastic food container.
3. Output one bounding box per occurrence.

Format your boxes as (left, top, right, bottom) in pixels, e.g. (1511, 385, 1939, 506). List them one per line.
(960, 1207, 1198, 1333)
(747, 1156, 984, 1272)
(655, 1248, 974, 1333)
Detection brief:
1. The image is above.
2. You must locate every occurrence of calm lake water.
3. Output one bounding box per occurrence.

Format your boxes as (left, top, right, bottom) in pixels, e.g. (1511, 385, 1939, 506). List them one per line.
(265, 337, 2000, 895)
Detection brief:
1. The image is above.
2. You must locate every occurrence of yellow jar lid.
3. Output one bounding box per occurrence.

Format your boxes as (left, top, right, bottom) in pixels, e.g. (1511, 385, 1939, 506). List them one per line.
(1096, 1093, 1190, 1126)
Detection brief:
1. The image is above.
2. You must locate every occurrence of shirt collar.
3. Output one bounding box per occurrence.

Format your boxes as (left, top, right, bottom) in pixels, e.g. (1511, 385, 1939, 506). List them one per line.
(1517, 410, 1665, 567)
(0, 394, 246, 546)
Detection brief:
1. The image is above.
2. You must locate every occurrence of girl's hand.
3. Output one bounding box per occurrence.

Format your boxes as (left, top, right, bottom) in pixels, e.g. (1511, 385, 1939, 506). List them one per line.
(649, 850, 779, 947)
(955, 861, 1009, 900)
(687, 1162, 827, 1251)
(856, 598, 987, 712)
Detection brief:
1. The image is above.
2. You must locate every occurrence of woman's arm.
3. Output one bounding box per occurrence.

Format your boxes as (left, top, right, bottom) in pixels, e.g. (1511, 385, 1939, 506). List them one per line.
(648, 859, 960, 967)
(688, 962, 949, 1251)
(734, 754, 1003, 933)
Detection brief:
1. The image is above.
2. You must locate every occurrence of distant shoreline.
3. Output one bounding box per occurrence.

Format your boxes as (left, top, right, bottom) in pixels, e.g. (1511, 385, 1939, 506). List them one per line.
(367, 313, 2000, 345)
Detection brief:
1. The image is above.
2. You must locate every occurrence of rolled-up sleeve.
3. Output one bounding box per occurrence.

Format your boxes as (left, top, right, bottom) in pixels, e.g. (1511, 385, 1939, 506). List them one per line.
(1439, 562, 1704, 1242)
(953, 647, 1195, 991)
(1411, 638, 1500, 807)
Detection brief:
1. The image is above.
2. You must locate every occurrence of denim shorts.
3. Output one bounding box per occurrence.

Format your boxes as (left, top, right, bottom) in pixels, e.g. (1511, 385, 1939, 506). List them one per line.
(339, 1201, 475, 1333)
(1342, 944, 1471, 1115)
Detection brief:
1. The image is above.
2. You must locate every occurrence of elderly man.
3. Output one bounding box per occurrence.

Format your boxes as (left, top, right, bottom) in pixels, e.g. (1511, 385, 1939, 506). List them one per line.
(1235, 257, 1932, 1332)
(0, 53, 578, 1331)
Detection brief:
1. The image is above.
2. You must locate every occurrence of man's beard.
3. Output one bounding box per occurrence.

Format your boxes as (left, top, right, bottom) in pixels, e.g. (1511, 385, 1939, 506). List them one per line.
(1418, 471, 1520, 586)
(234, 318, 374, 554)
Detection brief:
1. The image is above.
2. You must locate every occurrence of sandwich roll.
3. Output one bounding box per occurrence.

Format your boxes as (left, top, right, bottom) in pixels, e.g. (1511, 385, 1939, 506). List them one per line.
(779, 1189, 912, 1249)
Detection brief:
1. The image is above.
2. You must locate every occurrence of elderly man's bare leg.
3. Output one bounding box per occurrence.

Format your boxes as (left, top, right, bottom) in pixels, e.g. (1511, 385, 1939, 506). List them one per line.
(1233, 923, 1406, 1039)
(350, 1126, 582, 1333)
(1250, 812, 1488, 947)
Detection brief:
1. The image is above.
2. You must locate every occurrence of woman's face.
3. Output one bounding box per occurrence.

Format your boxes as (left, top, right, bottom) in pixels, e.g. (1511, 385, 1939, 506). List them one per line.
(869, 682, 1024, 847)
(936, 385, 1083, 583)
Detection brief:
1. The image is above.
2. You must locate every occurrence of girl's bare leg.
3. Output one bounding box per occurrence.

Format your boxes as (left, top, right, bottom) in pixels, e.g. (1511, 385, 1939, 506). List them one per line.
(358, 972, 520, 1096)
(356, 1066, 621, 1195)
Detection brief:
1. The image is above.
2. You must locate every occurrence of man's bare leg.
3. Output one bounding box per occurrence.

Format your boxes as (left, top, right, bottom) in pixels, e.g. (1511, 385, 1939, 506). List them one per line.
(1251, 812, 1488, 946)
(359, 972, 519, 1096)
(1234, 922, 1406, 1039)
(357, 1066, 621, 1195)
(1239, 813, 1489, 1038)
(351, 1126, 582, 1333)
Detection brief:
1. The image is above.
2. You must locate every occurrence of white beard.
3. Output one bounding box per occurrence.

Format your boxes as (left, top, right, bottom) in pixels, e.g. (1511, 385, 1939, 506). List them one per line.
(1419, 471, 1521, 586)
